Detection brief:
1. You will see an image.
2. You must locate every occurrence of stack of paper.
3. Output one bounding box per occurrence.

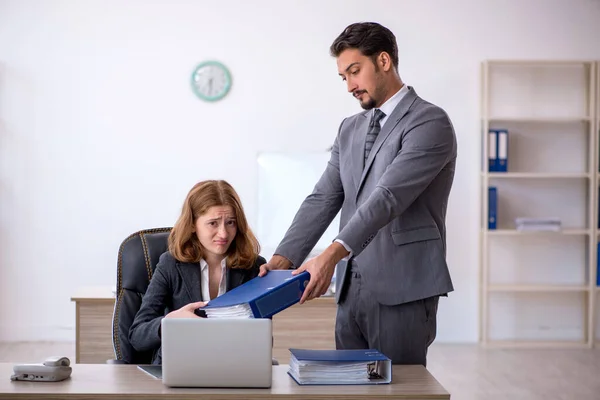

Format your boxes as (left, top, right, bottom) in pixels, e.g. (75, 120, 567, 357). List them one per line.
(515, 217, 561, 232)
(287, 348, 391, 385)
(203, 303, 253, 318)
(202, 270, 310, 319)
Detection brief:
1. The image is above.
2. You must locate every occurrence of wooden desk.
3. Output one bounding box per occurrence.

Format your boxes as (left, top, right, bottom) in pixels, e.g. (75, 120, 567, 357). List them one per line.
(0, 363, 450, 399)
(70, 288, 116, 364)
(71, 287, 337, 364)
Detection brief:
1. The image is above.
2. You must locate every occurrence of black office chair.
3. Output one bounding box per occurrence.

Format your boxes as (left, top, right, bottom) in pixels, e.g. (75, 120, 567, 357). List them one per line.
(110, 227, 173, 364)
(109, 227, 278, 365)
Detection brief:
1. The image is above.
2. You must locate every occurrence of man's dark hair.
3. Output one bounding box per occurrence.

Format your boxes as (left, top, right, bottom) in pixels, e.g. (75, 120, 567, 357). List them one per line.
(330, 22, 399, 70)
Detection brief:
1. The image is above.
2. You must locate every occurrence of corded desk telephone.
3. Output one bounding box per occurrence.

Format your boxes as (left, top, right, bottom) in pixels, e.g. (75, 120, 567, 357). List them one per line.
(10, 356, 72, 382)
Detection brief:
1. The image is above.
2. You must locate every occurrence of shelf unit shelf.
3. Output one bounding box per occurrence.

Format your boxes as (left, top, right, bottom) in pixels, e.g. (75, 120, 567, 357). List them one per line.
(488, 285, 589, 292)
(485, 117, 592, 123)
(480, 59, 599, 348)
(484, 229, 591, 236)
(485, 172, 591, 179)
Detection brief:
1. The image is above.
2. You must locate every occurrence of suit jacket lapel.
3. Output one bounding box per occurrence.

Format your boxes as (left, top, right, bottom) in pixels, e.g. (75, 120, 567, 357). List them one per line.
(176, 261, 202, 302)
(356, 87, 417, 197)
(350, 114, 370, 190)
(227, 268, 245, 291)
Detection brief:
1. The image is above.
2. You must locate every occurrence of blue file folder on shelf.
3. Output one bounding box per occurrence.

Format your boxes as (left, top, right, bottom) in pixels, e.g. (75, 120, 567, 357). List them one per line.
(597, 243, 600, 286)
(488, 187, 497, 230)
(287, 348, 391, 385)
(496, 129, 508, 172)
(488, 129, 508, 172)
(202, 270, 310, 318)
(488, 129, 498, 172)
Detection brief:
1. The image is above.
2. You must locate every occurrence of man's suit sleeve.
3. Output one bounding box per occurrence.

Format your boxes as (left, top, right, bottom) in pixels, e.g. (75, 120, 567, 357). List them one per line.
(336, 107, 456, 257)
(128, 253, 171, 352)
(274, 120, 346, 267)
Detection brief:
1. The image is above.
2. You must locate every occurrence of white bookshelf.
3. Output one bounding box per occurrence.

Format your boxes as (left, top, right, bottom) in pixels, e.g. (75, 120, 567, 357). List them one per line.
(480, 60, 598, 347)
(595, 61, 600, 347)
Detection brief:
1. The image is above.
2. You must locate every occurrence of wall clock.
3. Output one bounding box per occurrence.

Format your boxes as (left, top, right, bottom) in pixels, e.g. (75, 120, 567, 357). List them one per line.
(191, 60, 232, 102)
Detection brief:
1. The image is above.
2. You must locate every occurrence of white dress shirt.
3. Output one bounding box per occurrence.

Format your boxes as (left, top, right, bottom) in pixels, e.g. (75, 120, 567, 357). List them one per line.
(334, 84, 410, 260)
(376, 83, 409, 128)
(200, 258, 227, 301)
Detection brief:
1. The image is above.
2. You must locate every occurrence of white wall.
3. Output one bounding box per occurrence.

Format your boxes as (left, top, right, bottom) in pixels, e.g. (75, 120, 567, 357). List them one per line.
(1, 0, 600, 342)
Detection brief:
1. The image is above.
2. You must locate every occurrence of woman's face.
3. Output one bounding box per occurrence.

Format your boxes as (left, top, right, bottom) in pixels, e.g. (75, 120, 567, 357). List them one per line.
(195, 205, 237, 259)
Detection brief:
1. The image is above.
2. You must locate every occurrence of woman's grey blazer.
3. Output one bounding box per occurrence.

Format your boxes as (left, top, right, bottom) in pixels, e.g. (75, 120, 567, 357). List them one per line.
(128, 250, 266, 364)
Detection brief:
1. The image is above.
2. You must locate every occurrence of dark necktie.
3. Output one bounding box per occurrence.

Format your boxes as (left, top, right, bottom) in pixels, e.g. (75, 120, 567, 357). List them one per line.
(364, 109, 386, 164)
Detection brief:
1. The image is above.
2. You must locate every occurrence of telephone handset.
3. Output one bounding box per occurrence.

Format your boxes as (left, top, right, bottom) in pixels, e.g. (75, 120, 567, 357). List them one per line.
(10, 356, 72, 382)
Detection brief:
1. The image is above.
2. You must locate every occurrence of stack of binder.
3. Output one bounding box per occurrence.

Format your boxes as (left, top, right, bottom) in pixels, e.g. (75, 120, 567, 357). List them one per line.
(287, 348, 391, 385)
(202, 270, 310, 319)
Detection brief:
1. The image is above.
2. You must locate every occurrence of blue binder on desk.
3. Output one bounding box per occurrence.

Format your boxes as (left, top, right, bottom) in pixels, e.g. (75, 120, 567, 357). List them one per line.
(202, 270, 310, 319)
(287, 348, 392, 385)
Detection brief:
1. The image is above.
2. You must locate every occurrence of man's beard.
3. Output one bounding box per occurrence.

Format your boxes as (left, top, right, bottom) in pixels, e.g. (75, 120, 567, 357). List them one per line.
(354, 90, 377, 110)
(360, 95, 377, 110)
(356, 79, 383, 110)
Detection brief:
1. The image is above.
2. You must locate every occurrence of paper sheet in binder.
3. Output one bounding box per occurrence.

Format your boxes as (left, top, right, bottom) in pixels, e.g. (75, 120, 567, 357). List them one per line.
(287, 348, 391, 385)
(202, 270, 310, 319)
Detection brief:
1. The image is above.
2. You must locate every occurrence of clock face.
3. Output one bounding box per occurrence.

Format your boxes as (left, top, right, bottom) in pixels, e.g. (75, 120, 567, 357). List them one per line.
(191, 61, 232, 102)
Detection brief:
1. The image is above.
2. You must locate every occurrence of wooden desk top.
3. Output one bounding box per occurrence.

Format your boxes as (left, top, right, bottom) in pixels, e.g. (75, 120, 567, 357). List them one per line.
(0, 363, 450, 399)
(70, 286, 338, 304)
(70, 287, 115, 302)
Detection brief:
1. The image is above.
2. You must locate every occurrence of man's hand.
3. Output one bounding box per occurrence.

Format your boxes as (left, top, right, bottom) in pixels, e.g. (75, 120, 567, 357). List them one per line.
(165, 301, 207, 319)
(292, 242, 349, 304)
(258, 254, 293, 277)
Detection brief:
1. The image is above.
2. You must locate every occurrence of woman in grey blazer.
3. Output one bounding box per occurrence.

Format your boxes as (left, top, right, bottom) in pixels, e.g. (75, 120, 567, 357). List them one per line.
(129, 180, 267, 365)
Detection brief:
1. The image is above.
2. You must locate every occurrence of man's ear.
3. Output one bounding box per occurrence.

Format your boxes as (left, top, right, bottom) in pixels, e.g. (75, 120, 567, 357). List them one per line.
(379, 52, 392, 72)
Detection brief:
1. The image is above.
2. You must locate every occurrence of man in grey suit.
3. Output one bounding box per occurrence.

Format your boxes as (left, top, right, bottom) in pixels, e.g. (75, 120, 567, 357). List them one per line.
(259, 22, 456, 366)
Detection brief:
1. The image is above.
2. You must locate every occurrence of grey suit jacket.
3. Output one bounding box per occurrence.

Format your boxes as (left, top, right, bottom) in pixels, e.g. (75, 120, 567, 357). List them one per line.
(275, 86, 456, 306)
(128, 251, 265, 364)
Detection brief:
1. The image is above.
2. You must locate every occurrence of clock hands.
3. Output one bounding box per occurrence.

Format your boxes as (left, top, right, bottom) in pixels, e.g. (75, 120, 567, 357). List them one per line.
(192, 61, 230, 101)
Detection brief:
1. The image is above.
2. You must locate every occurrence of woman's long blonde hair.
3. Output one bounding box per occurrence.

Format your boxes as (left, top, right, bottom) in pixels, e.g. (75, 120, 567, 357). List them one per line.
(168, 180, 260, 268)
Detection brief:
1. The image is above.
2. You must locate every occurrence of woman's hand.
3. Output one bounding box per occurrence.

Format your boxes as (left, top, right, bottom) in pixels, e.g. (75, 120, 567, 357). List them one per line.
(165, 301, 207, 319)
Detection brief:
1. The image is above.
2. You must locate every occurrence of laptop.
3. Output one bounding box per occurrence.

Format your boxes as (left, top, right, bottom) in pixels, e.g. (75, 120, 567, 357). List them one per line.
(156, 317, 273, 388)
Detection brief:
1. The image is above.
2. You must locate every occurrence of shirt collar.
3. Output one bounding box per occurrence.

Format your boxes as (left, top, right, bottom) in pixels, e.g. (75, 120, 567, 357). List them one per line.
(374, 83, 409, 119)
(199, 258, 227, 271)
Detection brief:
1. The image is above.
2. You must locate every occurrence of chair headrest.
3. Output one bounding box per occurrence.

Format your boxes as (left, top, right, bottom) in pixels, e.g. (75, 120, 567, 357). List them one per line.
(117, 228, 171, 294)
